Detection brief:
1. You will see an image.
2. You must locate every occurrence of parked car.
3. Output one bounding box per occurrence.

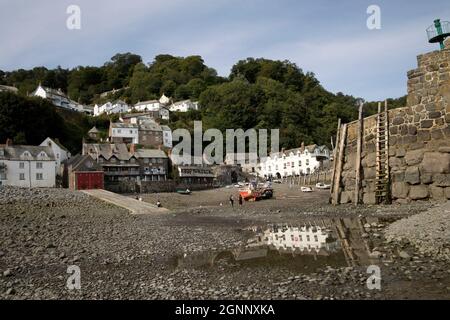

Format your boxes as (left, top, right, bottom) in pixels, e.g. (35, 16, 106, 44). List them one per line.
(315, 182, 331, 190)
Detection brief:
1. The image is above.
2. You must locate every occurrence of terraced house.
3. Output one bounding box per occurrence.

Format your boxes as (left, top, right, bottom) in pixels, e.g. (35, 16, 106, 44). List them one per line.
(257, 144, 331, 179)
(82, 143, 168, 185)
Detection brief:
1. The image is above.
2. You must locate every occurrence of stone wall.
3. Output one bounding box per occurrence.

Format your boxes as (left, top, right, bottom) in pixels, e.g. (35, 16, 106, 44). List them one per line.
(339, 40, 450, 204)
(105, 180, 215, 194)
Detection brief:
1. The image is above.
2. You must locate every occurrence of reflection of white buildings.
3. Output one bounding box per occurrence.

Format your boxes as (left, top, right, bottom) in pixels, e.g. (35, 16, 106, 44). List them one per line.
(257, 144, 330, 179)
(250, 224, 340, 254)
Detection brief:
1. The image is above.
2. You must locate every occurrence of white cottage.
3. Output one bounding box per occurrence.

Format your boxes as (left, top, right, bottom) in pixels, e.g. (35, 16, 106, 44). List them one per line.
(0, 141, 57, 188)
(161, 125, 173, 148)
(40, 138, 71, 176)
(94, 100, 130, 116)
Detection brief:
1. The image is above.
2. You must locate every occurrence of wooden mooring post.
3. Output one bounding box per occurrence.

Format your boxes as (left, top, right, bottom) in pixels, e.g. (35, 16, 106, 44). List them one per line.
(329, 119, 341, 202)
(331, 123, 347, 205)
(354, 102, 364, 205)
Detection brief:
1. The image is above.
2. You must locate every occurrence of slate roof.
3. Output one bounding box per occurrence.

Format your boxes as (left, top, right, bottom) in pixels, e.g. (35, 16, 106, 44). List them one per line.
(0, 145, 55, 161)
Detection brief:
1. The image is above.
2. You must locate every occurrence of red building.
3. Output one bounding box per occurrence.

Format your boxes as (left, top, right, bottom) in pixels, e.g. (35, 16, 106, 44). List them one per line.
(63, 155, 104, 190)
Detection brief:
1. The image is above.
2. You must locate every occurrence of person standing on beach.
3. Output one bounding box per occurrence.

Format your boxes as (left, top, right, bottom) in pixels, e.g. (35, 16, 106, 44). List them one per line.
(238, 194, 243, 206)
(229, 195, 234, 207)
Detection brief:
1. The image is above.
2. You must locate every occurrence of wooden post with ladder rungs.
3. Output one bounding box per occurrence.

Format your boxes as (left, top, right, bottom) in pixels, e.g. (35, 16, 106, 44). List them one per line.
(375, 100, 391, 204)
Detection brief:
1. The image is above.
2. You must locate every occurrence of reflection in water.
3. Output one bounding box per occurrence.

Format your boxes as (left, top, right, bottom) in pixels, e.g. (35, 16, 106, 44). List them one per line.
(177, 217, 388, 273)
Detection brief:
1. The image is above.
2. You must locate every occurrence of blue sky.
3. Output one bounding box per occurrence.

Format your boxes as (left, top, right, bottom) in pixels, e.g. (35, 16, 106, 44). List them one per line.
(1, 0, 449, 100)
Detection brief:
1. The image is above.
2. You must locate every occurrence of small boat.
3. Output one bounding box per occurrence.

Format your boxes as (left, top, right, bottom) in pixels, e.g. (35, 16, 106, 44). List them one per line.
(301, 186, 313, 192)
(176, 188, 191, 195)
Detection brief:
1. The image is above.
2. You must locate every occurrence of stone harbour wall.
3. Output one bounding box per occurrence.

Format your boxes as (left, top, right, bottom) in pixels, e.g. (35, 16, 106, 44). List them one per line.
(339, 40, 450, 204)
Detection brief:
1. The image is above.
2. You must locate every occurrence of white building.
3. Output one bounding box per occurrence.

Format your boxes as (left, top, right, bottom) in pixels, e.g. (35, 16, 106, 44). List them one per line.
(31, 84, 93, 114)
(0, 142, 57, 188)
(161, 125, 173, 148)
(169, 99, 199, 112)
(0, 85, 19, 94)
(94, 100, 130, 116)
(134, 100, 161, 112)
(159, 94, 171, 105)
(257, 144, 330, 179)
(40, 138, 71, 176)
(133, 99, 170, 120)
(109, 123, 139, 144)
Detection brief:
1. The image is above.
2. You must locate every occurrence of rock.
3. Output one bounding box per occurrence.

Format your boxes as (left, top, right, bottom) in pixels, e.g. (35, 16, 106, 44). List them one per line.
(3, 269, 12, 277)
(430, 186, 445, 201)
(405, 166, 420, 185)
(399, 251, 411, 260)
(409, 185, 429, 200)
(405, 150, 424, 166)
(420, 152, 450, 174)
(392, 182, 409, 199)
(432, 174, 450, 187)
(6, 288, 15, 295)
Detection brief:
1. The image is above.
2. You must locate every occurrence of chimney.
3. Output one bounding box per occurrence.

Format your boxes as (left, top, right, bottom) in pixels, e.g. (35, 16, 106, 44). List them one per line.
(301, 142, 305, 152)
(130, 143, 136, 154)
(5, 138, 12, 146)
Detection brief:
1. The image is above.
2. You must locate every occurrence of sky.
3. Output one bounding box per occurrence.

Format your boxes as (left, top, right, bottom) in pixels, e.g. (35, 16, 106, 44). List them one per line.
(1, 0, 449, 101)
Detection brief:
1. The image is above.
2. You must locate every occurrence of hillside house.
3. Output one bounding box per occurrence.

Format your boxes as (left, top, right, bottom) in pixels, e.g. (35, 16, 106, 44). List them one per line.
(94, 100, 129, 116)
(109, 123, 139, 144)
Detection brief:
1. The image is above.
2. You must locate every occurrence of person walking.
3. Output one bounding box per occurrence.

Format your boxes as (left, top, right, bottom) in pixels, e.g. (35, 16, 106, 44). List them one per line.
(229, 195, 234, 207)
(238, 194, 243, 206)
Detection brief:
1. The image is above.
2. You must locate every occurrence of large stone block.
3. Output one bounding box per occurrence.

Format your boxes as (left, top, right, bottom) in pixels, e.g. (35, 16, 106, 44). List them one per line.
(432, 174, 450, 187)
(363, 167, 376, 179)
(445, 187, 450, 199)
(405, 149, 424, 166)
(409, 185, 429, 200)
(392, 182, 409, 199)
(430, 186, 446, 201)
(361, 153, 376, 168)
(405, 166, 420, 185)
(420, 152, 450, 174)
(363, 192, 376, 205)
(339, 191, 352, 204)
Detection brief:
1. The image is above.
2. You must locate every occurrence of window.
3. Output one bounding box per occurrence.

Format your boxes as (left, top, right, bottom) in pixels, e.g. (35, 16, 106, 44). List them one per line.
(0, 173, 6, 180)
(306, 235, 310, 241)
(298, 160, 302, 167)
(130, 130, 133, 134)
(306, 159, 309, 165)
(118, 129, 122, 134)
(19, 162, 24, 169)
(19, 173, 25, 180)
(314, 235, 318, 242)
(36, 162, 43, 169)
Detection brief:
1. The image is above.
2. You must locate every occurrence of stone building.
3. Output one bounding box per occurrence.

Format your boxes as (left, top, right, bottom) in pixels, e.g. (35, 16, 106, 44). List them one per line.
(337, 39, 450, 204)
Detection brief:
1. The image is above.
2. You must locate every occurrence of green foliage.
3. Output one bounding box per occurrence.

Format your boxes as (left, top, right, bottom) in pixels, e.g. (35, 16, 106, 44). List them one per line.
(1, 53, 407, 153)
